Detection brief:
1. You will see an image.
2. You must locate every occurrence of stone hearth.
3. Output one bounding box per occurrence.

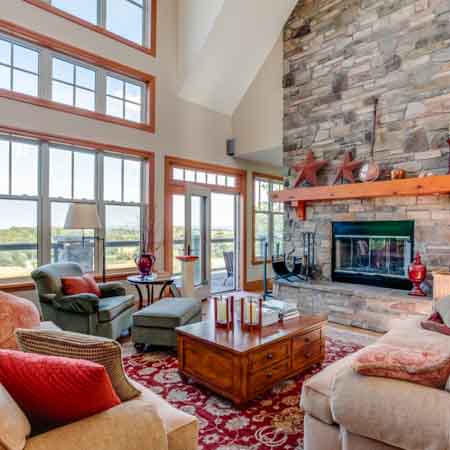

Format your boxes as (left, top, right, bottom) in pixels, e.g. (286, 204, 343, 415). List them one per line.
(274, 279, 432, 332)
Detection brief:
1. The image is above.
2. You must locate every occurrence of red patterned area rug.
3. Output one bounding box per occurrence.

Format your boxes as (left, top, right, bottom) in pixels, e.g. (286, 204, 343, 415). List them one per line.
(124, 335, 367, 450)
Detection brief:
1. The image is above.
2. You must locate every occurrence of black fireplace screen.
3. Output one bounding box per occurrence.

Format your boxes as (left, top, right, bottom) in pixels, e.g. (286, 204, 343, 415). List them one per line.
(332, 221, 414, 290)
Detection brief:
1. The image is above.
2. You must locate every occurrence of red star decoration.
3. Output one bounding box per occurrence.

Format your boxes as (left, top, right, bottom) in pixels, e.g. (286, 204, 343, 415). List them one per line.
(292, 149, 328, 187)
(333, 150, 364, 184)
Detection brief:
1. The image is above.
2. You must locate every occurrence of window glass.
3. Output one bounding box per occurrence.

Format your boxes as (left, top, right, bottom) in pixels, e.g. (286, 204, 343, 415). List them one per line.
(13, 45, 38, 73)
(207, 173, 217, 185)
(0, 65, 10, 90)
(73, 152, 95, 200)
(106, 0, 144, 45)
(106, 76, 142, 122)
(0, 139, 9, 195)
(172, 195, 185, 275)
(273, 214, 284, 256)
(196, 171, 206, 184)
(0, 40, 11, 65)
(0, 199, 38, 279)
(254, 212, 269, 260)
(11, 141, 38, 196)
(13, 69, 38, 97)
(185, 170, 195, 183)
(123, 159, 141, 203)
(51, 0, 98, 24)
(104, 156, 122, 202)
(105, 205, 140, 270)
(173, 167, 184, 181)
(49, 147, 72, 198)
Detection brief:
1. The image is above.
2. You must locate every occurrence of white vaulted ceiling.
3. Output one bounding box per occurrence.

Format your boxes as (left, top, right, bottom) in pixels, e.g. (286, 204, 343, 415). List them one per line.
(177, 0, 297, 116)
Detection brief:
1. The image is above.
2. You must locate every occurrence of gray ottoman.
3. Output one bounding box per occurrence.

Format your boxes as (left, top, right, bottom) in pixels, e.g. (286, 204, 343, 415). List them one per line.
(132, 297, 202, 349)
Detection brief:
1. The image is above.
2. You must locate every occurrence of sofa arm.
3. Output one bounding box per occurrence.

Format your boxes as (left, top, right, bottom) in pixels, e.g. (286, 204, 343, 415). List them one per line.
(25, 400, 168, 450)
(53, 294, 99, 314)
(98, 282, 126, 298)
(331, 367, 450, 450)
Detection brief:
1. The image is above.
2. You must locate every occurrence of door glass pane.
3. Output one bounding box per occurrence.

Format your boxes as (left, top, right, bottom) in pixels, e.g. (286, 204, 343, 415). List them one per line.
(52, 0, 98, 24)
(254, 212, 269, 260)
(106, 0, 144, 45)
(73, 152, 95, 200)
(51, 202, 95, 272)
(49, 147, 72, 199)
(211, 193, 236, 293)
(104, 156, 122, 201)
(123, 159, 141, 203)
(11, 141, 38, 196)
(172, 195, 185, 275)
(0, 199, 38, 279)
(191, 196, 203, 286)
(273, 214, 284, 257)
(0, 139, 9, 195)
(105, 205, 140, 270)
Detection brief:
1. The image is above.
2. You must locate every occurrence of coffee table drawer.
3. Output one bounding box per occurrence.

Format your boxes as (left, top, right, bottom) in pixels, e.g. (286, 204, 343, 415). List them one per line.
(293, 340, 322, 370)
(249, 341, 290, 373)
(249, 359, 290, 395)
(293, 328, 321, 352)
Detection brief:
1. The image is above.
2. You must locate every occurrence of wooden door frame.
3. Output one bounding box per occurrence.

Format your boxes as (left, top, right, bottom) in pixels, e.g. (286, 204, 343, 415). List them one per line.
(164, 156, 248, 290)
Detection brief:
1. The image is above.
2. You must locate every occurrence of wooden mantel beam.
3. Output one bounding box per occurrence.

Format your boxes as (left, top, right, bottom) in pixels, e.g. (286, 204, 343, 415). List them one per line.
(272, 174, 450, 220)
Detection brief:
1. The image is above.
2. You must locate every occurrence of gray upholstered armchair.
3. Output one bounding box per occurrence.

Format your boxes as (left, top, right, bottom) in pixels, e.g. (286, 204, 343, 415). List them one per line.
(31, 263, 136, 339)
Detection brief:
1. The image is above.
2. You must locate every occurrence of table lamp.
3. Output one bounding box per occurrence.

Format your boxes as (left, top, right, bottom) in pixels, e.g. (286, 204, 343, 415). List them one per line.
(64, 203, 106, 282)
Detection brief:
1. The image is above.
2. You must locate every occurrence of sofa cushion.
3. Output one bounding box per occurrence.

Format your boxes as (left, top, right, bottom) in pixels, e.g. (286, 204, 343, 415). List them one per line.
(0, 384, 30, 450)
(133, 298, 201, 329)
(331, 366, 450, 450)
(15, 329, 140, 402)
(131, 380, 198, 450)
(0, 350, 120, 430)
(301, 348, 364, 425)
(98, 296, 135, 322)
(353, 343, 450, 388)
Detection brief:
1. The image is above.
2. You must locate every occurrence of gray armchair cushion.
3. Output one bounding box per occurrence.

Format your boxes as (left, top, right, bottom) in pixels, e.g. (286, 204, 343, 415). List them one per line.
(53, 294, 99, 314)
(98, 295, 135, 323)
(98, 282, 126, 298)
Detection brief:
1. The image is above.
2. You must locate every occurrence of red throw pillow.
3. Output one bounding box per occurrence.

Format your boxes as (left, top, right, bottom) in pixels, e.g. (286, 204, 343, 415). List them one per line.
(421, 312, 450, 336)
(61, 274, 101, 297)
(0, 350, 120, 429)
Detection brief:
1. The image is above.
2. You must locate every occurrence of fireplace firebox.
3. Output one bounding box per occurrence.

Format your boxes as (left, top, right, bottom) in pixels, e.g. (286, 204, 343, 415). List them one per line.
(332, 221, 414, 290)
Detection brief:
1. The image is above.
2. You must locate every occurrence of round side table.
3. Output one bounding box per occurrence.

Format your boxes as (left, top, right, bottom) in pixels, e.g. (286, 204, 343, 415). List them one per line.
(127, 274, 176, 310)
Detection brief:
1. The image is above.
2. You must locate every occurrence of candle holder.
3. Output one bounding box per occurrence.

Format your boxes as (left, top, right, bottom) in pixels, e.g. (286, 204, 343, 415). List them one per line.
(240, 296, 263, 331)
(214, 296, 234, 330)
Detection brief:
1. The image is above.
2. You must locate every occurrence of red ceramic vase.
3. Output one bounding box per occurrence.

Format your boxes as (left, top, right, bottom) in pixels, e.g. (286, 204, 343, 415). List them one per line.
(135, 253, 156, 277)
(408, 252, 427, 297)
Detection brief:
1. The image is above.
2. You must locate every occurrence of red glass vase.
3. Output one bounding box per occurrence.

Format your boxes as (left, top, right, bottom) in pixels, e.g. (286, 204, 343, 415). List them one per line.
(135, 253, 156, 277)
(408, 252, 427, 297)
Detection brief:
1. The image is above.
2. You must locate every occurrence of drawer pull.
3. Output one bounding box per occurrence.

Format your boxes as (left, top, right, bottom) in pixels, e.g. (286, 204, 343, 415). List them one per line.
(305, 352, 312, 358)
(266, 353, 274, 360)
(267, 372, 273, 379)
(304, 337, 310, 343)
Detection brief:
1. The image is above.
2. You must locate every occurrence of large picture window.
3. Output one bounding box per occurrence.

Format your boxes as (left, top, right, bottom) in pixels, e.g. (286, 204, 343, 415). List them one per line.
(0, 134, 150, 282)
(253, 175, 284, 263)
(31, 0, 155, 52)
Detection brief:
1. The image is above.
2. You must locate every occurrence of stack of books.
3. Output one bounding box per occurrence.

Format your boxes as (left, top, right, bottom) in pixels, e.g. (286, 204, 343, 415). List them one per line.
(264, 299, 300, 321)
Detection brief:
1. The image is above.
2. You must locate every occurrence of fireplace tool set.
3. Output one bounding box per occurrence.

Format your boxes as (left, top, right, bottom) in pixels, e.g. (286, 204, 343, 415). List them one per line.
(271, 232, 318, 283)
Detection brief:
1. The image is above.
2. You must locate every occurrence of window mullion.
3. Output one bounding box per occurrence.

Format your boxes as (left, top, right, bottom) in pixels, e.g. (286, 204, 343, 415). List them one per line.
(39, 49, 52, 100)
(97, 68, 106, 115)
(96, 152, 105, 276)
(39, 142, 51, 265)
(8, 140, 12, 195)
(99, 0, 107, 28)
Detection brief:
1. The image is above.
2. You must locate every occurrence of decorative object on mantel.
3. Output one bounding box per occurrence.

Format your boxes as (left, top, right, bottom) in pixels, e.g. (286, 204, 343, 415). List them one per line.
(408, 252, 427, 297)
(333, 150, 364, 184)
(292, 149, 328, 188)
(214, 295, 234, 330)
(390, 169, 406, 180)
(359, 97, 381, 183)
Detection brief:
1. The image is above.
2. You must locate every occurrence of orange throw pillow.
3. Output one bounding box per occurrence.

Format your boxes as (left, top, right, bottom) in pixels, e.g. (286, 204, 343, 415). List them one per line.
(61, 274, 101, 298)
(353, 344, 450, 389)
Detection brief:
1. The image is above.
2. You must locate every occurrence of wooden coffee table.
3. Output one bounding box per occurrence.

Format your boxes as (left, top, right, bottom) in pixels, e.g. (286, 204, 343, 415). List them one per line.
(176, 302, 327, 406)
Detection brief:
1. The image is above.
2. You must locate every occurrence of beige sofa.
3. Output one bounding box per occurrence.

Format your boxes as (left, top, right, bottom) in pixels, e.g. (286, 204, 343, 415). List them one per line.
(302, 317, 450, 450)
(3, 380, 197, 450)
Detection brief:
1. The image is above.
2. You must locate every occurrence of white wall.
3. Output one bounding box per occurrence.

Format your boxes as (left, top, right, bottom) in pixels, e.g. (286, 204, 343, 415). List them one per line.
(232, 36, 283, 160)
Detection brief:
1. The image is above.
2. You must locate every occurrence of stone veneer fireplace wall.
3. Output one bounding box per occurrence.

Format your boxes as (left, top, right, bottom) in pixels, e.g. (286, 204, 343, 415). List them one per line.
(282, 0, 450, 280)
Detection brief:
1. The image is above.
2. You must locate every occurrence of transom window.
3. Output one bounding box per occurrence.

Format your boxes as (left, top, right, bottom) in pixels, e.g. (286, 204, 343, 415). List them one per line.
(0, 33, 149, 125)
(0, 38, 39, 97)
(47, 0, 150, 47)
(172, 166, 237, 189)
(106, 76, 143, 123)
(52, 58, 96, 112)
(253, 176, 284, 262)
(0, 134, 150, 281)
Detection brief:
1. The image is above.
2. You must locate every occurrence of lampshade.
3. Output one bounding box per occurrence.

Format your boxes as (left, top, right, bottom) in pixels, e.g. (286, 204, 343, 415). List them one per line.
(64, 203, 102, 230)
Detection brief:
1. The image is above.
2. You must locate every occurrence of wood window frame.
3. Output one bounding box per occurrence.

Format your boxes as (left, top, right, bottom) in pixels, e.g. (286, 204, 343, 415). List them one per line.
(23, 0, 157, 57)
(0, 124, 155, 292)
(0, 19, 156, 133)
(252, 172, 284, 266)
(164, 156, 248, 289)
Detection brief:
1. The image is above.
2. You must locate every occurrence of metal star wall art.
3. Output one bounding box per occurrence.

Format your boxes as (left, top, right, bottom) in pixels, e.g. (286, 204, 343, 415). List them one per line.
(333, 150, 363, 184)
(292, 149, 328, 187)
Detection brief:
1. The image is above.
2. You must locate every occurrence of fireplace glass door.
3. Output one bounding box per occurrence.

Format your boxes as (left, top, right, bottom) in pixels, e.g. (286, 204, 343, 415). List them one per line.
(332, 221, 414, 290)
